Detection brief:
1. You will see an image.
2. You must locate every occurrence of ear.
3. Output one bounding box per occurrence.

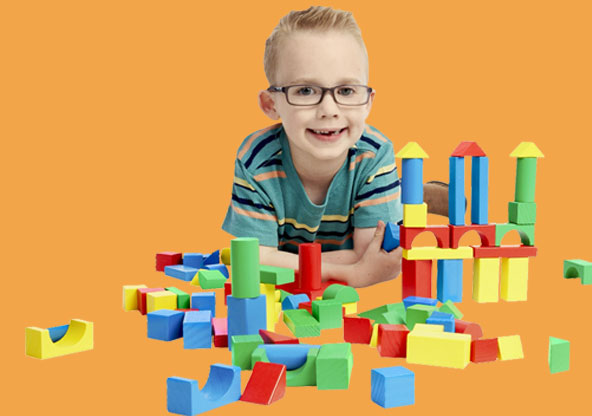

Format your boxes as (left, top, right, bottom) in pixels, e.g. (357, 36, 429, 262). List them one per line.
(366, 89, 376, 112)
(258, 90, 280, 120)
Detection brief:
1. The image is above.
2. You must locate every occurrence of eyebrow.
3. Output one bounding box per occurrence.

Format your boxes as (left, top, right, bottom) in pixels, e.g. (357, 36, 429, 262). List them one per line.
(287, 78, 363, 85)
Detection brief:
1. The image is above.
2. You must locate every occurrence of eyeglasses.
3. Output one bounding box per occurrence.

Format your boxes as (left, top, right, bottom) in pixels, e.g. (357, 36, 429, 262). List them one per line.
(267, 84, 373, 106)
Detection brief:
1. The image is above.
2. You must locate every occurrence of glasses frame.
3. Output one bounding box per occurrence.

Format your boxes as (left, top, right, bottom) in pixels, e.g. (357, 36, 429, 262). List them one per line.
(267, 84, 373, 106)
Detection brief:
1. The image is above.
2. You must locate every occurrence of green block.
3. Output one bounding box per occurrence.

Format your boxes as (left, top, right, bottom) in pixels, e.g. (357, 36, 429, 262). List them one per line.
(406, 304, 436, 330)
(438, 300, 463, 320)
(230, 334, 263, 370)
(322, 284, 359, 303)
(260, 265, 295, 285)
(279, 289, 293, 302)
(495, 223, 535, 246)
(379, 310, 406, 325)
(549, 337, 570, 374)
(312, 299, 343, 329)
(563, 259, 592, 285)
(283, 309, 321, 338)
(198, 270, 226, 289)
(252, 346, 319, 386)
(165, 287, 190, 309)
(316, 343, 353, 390)
(359, 303, 403, 322)
(230, 237, 260, 298)
(515, 157, 537, 202)
(508, 201, 537, 225)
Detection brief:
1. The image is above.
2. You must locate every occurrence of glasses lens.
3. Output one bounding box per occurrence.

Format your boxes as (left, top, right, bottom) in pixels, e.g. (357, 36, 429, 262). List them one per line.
(334, 85, 369, 105)
(286, 85, 323, 105)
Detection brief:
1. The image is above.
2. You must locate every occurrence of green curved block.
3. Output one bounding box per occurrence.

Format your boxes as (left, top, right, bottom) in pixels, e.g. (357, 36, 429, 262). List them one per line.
(230, 238, 260, 298)
(563, 259, 592, 285)
(494, 223, 535, 246)
(322, 284, 359, 303)
(251, 347, 319, 386)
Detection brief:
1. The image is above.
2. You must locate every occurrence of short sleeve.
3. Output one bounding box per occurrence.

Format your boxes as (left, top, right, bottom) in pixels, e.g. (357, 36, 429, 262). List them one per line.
(352, 142, 402, 228)
(221, 159, 280, 247)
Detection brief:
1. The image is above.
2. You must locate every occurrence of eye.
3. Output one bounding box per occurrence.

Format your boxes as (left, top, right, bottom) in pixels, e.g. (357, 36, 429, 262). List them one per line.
(294, 86, 317, 96)
(337, 86, 356, 96)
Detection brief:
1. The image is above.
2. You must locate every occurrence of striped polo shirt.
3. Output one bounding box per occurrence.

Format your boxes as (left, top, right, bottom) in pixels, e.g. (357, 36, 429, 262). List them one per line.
(222, 123, 402, 254)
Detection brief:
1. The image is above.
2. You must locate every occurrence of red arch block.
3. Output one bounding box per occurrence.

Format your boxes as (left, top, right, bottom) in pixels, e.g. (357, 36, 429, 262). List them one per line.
(399, 226, 450, 249)
(449, 224, 496, 249)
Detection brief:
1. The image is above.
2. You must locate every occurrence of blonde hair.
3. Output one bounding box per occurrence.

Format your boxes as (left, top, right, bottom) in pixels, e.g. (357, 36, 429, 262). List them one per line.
(264, 6, 368, 85)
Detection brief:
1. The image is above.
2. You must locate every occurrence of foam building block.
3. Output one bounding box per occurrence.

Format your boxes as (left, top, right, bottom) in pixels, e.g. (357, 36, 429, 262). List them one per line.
(402, 259, 432, 299)
(191, 292, 216, 317)
(123, 284, 147, 311)
(512, 143, 543, 202)
(403, 296, 438, 310)
(426, 311, 455, 332)
(147, 309, 184, 341)
(147, 291, 177, 313)
(377, 324, 409, 358)
(455, 320, 483, 340)
(494, 223, 535, 246)
(343, 302, 357, 315)
(437, 259, 463, 303)
(449, 156, 465, 225)
(471, 338, 498, 363)
(25, 319, 94, 359)
(256, 344, 320, 370)
(563, 259, 592, 285)
(549, 337, 570, 374)
(203, 263, 229, 279)
(230, 237, 260, 299)
(241, 362, 286, 405)
(473, 258, 500, 303)
(403, 247, 473, 261)
(259, 329, 299, 345)
(472, 244, 537, 258)
(227, 295, 267, 349)
(316, 343, 353, 390)
(438, 300, 463, 319)
(260, 283, 277, 331)
(203, 250, 220, 265)
(379, 309, 406, 325)
(283, 309, 320, 338)
(282, 293, 310, 310)
(260, 265, 295, 286)
(156, 252, 182, 271)
(471, 156, 489, 224)
(197, 270, 226, 289)
(343, 316, 373, 344)
(406, 324, 471, 369)
(406, 304, 436, 330)
(508, 201, 536, 225)
(450, 224, 496, 249)
(497, 335, 524, 360)
(403, 203, 428, 228)
(183, 253, 204, 269)
(359, 303, 402, 322)
(183, 311, 212, 350)
(137, 287, 165, 315)
(382, 222, 400, 252)
(220, 247, 230, 265)
(166, 364, 241, 416)
(322, 284, 360, 303)
(371, 366, 415, 408)
(501, 257, 529, 301)
(212, 317, 228, 348)
(312, 299, 342, 329)
(165, 265, 199, 282)
(370, 323, 379, 347)
(231, 334, 264, 370)
(166, 287, 190, 309)
(401, 158, 424, 204)
(251, 347, 320, 387)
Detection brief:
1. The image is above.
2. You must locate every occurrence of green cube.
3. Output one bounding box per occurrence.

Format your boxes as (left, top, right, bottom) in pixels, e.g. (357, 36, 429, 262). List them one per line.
(198, 270, 226, 289)
(406, 304, 436, 330)
(312, 299, 343, 329)
(508, 201, 537, 225)
(283, 309, 320, 338)
(549, 337, 570, 374)
(316, 343, 353, 390)
(230, 334, 263, 370)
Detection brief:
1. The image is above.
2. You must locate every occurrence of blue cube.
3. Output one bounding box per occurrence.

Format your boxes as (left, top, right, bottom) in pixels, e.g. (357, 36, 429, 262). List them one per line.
(147, 309, 184, 341)
(183, 311, 212, 349)
(183, 253, 204, 269)
(426, 311, 455, 332)
(191, 292, 216, 317)
(227, 295, 266, 350)
(371, 366, 415, 408)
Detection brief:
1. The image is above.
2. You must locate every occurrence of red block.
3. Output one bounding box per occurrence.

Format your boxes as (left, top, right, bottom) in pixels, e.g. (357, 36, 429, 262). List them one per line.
(377, 324, 409, 358)
(155, 252, 182, 271)
(343, 316, 373, 344)
(455, 320, 483, 340)
(402, 258, 432, 299)
(212, 317, 228, 348)
(399, 225, 450, 249)
(451, 142, 486, 157)
(298, 243, 321, 291)
(240, 362, 286, 405)
(472, 245, 537, 259)
(137, 287, 165, 315)
(471, 338, 498, 363)
(259, 329, 300, 344)
(298, 301, 313, 315)
(224, 281, 232, 305)
(449, 224, 496, 249)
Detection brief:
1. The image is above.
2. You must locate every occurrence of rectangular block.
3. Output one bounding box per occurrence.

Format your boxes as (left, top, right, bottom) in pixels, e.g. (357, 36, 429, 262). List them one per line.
(183, 311, 212, 349)
(403, 203, 428, 228)
(123, 285, 147, 311)
(260, 265, 295, 285)
(183, 253, 204, 269)
(312, 299, 343, 330)
(426, 311, 455, 332)
(165, 287, 190, 309)
(212, 317, 228, 348)
(403, 247, 473, 260)
(406, 329, 471, 369)
(164, 265, 199, 282)
(473, 258, 500, 303)
(196, 269, 226, 289)
(501, 257, 529, 301)
(283, 309, 320, 338)
(473, 245, 537, 259)
(471, 156, 489, 224)
(137, 287, 165, 315)
(227, 295, 267, 348)
(377, 324, 409, 358)
(406, 304, 436, 330)
(231, 334, 264, 370)
(147, 291, 177, 313)
(402, 259, 432, 299)
(343, 316, 372, 344)
(549, 337, 570, 374)
(156, 252, 182, 271)
(471, 338, 498, 363)
(449, 156, 465, 225)
(437, 259, 463, 303)
(497, 335, 524, 360)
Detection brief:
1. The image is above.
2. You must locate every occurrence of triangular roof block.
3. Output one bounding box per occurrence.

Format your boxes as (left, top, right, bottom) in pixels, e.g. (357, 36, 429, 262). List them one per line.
(510, 142, 544, 158)
(397, 142, 429, 159)
(451, 142, 486, 157)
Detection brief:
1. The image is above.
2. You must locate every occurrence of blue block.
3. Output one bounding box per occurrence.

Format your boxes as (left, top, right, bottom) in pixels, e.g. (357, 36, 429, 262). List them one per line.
(449, 157, 465, 225)
(165, 265, 199, 282)
(426, 311, 455, 332)
(257, 344, 320, 370)
(148, 309, 184, 341)
(401, 159, 423, 204)
(403, 296, 438, 309)
(191, 292, 216, 317)
(204, 263, 229, 278)
(282, 293, 310, 310)
(382, 222, 400, 252)
(183, 311, 212, 349)
(183, 253, 204, 269)
(167, 364, 241, 415)
(203, 250, 220, 266)
(371, 366, 415, 408)
(227, 295, 266, 350)
(48, 324, 69, 342)
(471, 156, 489, 224)
(437, 259, 463, 303)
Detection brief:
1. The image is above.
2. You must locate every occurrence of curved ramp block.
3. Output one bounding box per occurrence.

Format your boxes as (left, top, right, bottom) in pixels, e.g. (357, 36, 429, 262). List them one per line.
(25, 319, 93, 359)
(252, 347, 319, 387)
(167, 364, 241, 415)
(257, 344, 320, 370)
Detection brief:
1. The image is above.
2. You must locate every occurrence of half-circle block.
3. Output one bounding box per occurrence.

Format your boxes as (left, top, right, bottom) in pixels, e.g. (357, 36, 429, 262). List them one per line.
(451, 142, 486, 157)
(400, 226, 450, 249)
(494, 223, 535, 246)
(251, 346, 319, 387)
(167, 364, 241, 416)
(322, 284, 360, 303)
(563, 259, 592, 285)
(25, 319, 93, 359)
(256, 344, 320, 370)
(449, 224, 496, 249)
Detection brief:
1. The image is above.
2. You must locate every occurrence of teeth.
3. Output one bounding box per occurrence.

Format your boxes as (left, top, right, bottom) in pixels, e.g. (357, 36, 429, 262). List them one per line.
(311, 128, 344, 135)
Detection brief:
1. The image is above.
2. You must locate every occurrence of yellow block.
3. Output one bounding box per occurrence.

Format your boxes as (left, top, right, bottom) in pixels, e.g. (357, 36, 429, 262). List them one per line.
(315, 296, 323, 301)
(497, 335, 524, 360)
(221, 247, 231, 265)
(413, 323, 444, 333)
(403, 203, 428, 228)
(275, 290, 281, 302)
(398, 142, 429, 159)
(369, 323, 379, 348)
(146, 291, 177, 313)
(403, 246, 473, 260)
(122, 284, 147, 311)
(501, 258, 529, 301)
(274, 302, 282, 322)
(473, 258, 500, 303)
(261, 283, 276, 330)
(343, 302, 357, 315)
(406, 328, 471, 369)
(25, 319, 94, 359)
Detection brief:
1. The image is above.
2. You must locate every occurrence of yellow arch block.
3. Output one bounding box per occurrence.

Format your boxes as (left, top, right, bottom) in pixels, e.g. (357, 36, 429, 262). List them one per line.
(402, 246, 473, 260)
(25, 319, 94, 359)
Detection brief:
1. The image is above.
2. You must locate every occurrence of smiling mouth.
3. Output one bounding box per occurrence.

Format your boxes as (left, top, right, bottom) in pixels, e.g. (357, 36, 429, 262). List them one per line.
(307, 127, 347, 136)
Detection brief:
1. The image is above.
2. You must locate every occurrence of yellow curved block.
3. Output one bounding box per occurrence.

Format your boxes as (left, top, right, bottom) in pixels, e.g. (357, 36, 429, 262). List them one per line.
(221, 247, 231, 265)
(25, 319, 94, 359)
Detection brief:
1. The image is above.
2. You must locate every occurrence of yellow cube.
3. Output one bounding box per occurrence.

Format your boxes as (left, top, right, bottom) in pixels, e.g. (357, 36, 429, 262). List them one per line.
(146, 291, 177, 313)
(497, 335, 524, 360)
(501, 258, 529, 301)
(122, 284, 147, 311)
(403, 203, 428, 227)
(473, 258, 500, 303)
(343, 302, 357, 315)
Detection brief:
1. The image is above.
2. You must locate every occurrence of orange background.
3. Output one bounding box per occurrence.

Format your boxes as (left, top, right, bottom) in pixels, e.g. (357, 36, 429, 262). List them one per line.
(4, 0, 592, 414)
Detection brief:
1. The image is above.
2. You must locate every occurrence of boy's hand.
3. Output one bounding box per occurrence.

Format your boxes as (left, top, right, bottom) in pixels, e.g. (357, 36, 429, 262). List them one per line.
(350, 220, 402, 287)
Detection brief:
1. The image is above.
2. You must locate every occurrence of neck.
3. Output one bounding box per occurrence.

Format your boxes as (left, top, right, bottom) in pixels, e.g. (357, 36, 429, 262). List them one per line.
(289, 144, 347, 189)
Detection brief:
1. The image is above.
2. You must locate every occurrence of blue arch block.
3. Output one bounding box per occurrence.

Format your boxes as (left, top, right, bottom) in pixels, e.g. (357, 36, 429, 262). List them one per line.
(402, 159, 423, 204)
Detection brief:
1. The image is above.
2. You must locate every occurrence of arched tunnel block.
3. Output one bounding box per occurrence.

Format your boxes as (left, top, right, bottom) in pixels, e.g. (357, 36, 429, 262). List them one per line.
(25, 319, 94, 359)
(494, 223, 535, 246)
(563, 259, 592, 285)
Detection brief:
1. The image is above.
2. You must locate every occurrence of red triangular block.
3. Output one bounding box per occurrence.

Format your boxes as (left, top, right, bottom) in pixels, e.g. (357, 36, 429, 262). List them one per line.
(240, 362, 286, 405)
(259, 329, 299, 344)
(451, 142, 486, 157)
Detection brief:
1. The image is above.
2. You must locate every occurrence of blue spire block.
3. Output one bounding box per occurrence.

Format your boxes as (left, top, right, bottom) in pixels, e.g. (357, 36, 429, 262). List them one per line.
(471, 156, 489, 224)
(449, 157, 465, 225)
(401, 158, 423, 204)
(382, 222, 400, 252)
(437, 259, 463, 303)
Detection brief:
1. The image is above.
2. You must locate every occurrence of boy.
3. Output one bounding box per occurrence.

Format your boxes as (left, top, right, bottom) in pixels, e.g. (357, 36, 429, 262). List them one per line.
(222, 6, 447, 287)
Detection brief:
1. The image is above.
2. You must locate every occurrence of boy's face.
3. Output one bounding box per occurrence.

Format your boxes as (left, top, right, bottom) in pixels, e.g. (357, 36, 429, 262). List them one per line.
(259, 30, 374, 166)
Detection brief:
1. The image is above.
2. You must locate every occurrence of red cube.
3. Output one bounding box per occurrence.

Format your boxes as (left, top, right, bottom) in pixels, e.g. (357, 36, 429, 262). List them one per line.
(377, 324, 409, 358)
(343, 316, 373, 344)
(471, 338, 498, 363)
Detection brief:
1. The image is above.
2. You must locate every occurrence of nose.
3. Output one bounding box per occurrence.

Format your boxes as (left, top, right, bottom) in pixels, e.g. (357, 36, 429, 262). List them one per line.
(316, 89, 340, 118)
